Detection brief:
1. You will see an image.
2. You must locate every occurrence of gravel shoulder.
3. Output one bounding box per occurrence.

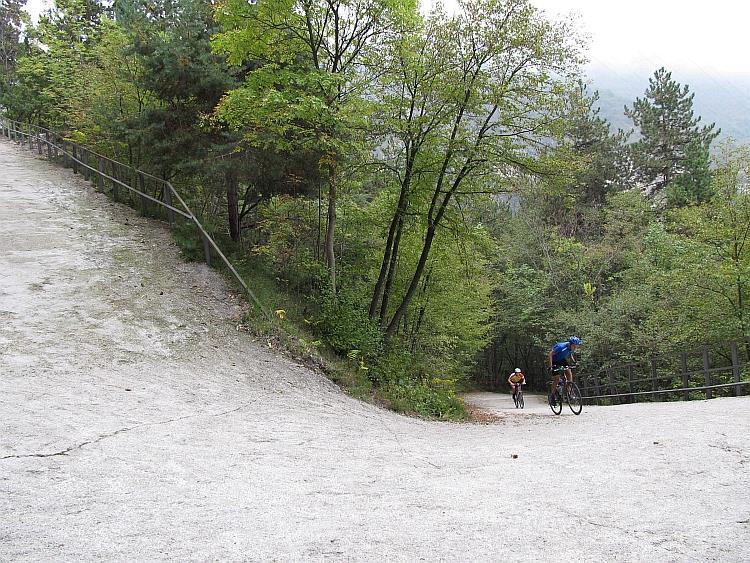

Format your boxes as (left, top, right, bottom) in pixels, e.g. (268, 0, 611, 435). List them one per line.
(1, 140, 749, 561)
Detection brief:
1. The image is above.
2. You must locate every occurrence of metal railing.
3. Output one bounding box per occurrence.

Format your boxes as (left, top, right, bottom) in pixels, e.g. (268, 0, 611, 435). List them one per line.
(0, 117, 270, 320)
(579, 339, 750, 405)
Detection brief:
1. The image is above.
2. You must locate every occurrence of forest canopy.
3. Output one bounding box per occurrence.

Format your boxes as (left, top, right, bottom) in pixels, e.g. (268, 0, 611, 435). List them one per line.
(1, 0, 746, 418)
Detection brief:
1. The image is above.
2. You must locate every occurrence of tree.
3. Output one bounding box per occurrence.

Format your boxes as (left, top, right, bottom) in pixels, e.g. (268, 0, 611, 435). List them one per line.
(213, 0, 416, 290)
(8, 0, 108, 126)
(114, 0, 237, 175)
(658, 144, 750, 342)
(371, 0, 582, 340)
(0, 0, 25, 76)
(625, 67, 719, 199)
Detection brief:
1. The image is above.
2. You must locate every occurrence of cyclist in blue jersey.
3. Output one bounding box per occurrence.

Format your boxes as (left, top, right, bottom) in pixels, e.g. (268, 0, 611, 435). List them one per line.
(548, 336, 581, 405)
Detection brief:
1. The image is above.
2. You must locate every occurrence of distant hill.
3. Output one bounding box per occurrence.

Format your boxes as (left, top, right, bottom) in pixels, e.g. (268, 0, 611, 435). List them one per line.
(586, 68, 750, 146)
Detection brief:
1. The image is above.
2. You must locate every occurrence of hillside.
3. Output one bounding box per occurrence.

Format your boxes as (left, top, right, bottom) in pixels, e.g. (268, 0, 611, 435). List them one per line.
(587, 67, 750, 145)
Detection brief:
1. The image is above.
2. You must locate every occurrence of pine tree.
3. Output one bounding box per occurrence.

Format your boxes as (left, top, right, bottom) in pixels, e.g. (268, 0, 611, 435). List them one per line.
(570, 83, 632, 207)
(625, 67, 719, 198)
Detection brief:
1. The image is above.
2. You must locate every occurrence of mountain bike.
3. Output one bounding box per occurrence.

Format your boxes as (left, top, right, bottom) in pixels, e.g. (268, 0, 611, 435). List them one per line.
(512, 382, 525, 409)
(548, 365, 583, 415)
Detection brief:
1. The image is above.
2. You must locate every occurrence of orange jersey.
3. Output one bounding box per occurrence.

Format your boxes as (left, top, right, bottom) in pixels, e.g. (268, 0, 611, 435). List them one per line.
(509, 372, 525, 383)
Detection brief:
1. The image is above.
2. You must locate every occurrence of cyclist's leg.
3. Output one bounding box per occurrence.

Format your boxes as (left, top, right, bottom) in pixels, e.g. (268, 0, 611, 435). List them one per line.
(565, 367, 573, 387)
(549, 369, 559, 402)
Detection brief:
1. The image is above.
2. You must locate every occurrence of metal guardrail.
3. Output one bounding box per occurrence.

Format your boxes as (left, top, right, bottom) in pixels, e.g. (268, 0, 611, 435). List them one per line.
(0, 117, 271, 320)
(579, 340, 750, 404)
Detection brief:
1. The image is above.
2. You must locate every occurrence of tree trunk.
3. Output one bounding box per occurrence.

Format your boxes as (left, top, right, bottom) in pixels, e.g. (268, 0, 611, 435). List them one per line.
(379, 215, 404, 325)
(369, 154, 414, 319)
(226, 167, 240, 243)
(370, 211, 399, 319)
(386, 223, 437, 339)
(325, 174, 337, 292)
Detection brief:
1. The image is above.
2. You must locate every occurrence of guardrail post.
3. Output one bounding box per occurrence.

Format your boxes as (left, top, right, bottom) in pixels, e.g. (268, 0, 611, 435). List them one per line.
(138, 171, 148, 215)
(97, 157, 105, 192)
(681, 353, 689, 401)
(606, 369, 617, 404)
(702, 347, 712, 399)
(83, 150, 91, 181)
(113, 164, 121, 202)
(730, 341, 741, 397)
(72, 145, 78, 174)
(627, 364, 634, 398)
(202, 232, 212, 266)
(163, 184, 175, 227)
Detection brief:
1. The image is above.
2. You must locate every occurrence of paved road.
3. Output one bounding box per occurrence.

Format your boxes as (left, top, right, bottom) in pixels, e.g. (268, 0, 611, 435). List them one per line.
(1, 139, 749, 561)
(465, 391, 555, 416)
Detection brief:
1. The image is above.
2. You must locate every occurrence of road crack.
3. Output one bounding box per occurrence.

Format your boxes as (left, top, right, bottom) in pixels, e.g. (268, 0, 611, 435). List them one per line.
(1, 400, 256, 460)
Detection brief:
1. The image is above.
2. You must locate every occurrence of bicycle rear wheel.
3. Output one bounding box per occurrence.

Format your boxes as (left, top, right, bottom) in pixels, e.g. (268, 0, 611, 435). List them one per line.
(567, 382, 583, 415)
(549, 390, 562, 415)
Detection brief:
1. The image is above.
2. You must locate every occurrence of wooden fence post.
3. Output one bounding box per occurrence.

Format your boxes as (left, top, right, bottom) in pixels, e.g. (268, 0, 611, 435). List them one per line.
(163, 183, 175, 227)
(83, 150, 90, 182)
(681, 352, 689, 401)
(37, 129, 42, 155)
(730, 341, 741, 397)
(46, 132, 52, 159)
(27, 123, 33, 150)
(97, 158, 105, 192)
(138, 172, 148, 215)
(703, 347, 712, 399)
(113, 164, 120, 202)
(627, 364, 634, 400)
(606, 369, 617, 404)
(72, 145, 78, 174)
(593, 371, 601, 403)
(202, 233, 212, 266)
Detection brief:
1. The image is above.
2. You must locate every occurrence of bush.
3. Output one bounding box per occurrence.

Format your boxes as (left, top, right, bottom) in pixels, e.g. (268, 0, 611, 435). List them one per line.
(317, 288, 384, 359)
(381, 377, 467, 420)
(171, 220, 205, 262)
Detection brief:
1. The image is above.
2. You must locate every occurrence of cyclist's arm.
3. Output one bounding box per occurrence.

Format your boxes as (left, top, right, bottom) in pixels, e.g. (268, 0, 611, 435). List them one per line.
(548, 350, 554, 368)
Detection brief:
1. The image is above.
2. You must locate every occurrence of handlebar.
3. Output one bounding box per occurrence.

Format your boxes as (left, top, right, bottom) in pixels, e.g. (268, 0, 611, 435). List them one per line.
(551, 364, 578, 373)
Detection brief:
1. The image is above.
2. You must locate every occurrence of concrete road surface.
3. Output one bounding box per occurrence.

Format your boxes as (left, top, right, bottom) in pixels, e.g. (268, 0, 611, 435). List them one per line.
(1, 140, 749, 561)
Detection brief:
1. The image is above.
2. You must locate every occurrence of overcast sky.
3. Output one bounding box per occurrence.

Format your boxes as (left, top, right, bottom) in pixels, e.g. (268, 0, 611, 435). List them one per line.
(24, 0, 750, 77)
(532, 0, 749, 76)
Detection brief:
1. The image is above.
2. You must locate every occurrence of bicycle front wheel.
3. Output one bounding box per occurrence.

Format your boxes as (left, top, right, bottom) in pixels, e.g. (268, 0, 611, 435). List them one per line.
(518, 391, 524, 409)
(567, 382, 583, 415)
(549, 391, 562, 415)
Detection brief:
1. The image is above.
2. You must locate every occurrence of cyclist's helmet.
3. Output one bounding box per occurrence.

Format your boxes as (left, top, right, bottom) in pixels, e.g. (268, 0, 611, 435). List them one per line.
(568, 336, 582, 346)
(514, 368, 522, 373)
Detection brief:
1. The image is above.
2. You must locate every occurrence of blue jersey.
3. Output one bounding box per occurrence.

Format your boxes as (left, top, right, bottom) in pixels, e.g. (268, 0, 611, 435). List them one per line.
(551, 341, 575, 363)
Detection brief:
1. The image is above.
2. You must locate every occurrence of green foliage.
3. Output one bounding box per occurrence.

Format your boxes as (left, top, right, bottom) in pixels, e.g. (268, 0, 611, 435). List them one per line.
(381, 378, 467, 420)
(6, 0, 746, 414)
(317, 288, 384, 358)
(626, 67, 719, 198)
